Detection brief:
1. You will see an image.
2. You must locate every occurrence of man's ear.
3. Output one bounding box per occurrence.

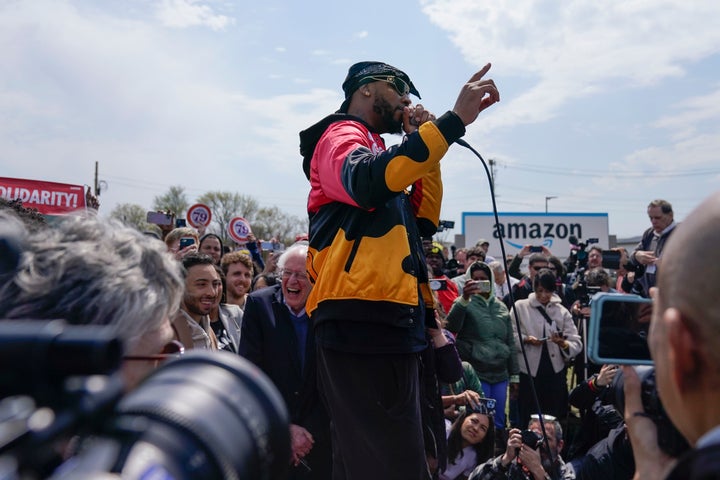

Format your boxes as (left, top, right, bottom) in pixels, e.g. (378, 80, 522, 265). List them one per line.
(666, 308, 701, 390)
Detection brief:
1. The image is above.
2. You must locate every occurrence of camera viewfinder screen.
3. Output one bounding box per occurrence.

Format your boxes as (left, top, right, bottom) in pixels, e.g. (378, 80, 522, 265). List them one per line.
(596, 297, 653, 363)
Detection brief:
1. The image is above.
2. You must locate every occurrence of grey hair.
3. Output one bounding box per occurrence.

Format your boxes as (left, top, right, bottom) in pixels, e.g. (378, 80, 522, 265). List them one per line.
(488, 260, 504, 272)
(0, 214, 184, 350)
(277, 243, 309, 271)
(528, 416, 563, 442)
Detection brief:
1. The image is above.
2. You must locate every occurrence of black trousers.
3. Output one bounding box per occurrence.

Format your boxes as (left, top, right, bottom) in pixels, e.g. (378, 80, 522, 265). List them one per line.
(518, 370, 569, 429)
(316, 346, 430, 480)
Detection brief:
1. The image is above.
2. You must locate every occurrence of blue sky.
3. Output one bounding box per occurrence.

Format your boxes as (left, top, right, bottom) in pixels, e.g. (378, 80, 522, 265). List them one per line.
(2, 0, 719, 240)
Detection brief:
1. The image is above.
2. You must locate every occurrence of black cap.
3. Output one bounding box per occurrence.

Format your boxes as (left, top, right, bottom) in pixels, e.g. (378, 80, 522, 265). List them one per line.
(338, 61, 420, 113)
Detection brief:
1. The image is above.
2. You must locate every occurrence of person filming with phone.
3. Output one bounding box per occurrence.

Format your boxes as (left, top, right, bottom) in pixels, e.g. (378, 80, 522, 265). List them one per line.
(623, 191, 720, 479)
(447, 261, 519, 452)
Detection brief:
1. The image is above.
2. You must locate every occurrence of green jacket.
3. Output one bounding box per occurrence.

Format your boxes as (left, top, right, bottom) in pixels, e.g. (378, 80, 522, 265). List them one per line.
(446, 292, 519, 384)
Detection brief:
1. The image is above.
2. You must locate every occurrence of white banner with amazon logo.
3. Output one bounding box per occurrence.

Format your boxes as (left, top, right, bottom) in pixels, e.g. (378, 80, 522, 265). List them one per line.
(462, 212, 609, 259)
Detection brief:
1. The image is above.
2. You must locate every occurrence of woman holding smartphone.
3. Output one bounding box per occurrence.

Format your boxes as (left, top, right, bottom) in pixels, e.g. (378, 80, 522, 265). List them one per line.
(447, 261, 519, 450)
(509, 268, 582, 428)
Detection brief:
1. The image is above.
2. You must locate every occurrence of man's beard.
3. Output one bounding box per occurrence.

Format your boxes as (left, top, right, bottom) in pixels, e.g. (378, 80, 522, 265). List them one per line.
(373, 96, 403, 134)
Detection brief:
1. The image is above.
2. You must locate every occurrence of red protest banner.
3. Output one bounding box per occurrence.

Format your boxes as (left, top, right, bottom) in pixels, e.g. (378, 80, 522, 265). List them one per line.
(0, 177, 87, 215)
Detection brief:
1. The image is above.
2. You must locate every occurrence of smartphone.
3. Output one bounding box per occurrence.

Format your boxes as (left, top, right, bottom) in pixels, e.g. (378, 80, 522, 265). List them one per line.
(587, 293, 653, 365)
(179, 237, 196, 249)
(477, 280, 492, 293)
(261, 241, 275, 251)
(429, 279, 448, 291)
(529, 246, 544, 253)
(175, 218, 187, 228)
(147, 211, 174, 226)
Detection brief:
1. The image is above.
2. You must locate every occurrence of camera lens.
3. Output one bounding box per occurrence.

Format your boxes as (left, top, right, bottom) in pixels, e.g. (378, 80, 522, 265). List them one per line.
(111, 351, 290, 479)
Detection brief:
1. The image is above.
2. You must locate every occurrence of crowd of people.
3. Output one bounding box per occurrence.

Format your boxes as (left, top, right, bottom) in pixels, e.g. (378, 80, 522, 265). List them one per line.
(1, 56, 718, 480)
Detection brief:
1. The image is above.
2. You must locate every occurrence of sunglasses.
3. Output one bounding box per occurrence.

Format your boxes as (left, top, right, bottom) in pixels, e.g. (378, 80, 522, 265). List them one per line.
(364, 75, 410, 97)
(123, 340, 185, 362)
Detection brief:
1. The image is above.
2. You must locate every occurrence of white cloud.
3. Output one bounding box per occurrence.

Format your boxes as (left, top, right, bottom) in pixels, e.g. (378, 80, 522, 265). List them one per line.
(156, 0, 234, 31)
(421, 0, 720, 125)
(652, 84, 720, 140)
(354, 30, 368, 39)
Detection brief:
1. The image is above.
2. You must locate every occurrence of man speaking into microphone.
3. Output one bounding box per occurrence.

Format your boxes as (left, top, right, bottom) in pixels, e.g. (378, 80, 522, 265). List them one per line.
(299, 61, 500, 479)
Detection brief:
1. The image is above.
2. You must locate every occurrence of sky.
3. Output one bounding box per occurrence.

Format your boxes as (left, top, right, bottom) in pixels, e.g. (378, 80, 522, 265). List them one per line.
(2, 0, 719, 243)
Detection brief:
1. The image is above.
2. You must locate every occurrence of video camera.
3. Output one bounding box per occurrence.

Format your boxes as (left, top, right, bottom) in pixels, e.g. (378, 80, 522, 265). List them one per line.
(567, 236, 632, 307)
(0, 320, 290, 480)
(586, 294, 690, 457)
(436, 220, 455, 232)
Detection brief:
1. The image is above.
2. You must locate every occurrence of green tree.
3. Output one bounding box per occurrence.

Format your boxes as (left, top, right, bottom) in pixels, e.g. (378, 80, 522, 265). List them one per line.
(197, 191, 259, 244)
(109, 203, 159, 235)
(252, 206, 308, 246)
(153, 185, 189, 218)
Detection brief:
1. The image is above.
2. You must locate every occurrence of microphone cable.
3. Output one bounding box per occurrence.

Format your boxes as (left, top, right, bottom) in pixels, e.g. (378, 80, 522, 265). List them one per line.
(454, 137, 557, 465)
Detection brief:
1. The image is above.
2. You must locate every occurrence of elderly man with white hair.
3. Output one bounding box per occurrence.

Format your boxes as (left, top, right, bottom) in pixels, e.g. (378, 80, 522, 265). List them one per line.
(488, 260, 518, 301)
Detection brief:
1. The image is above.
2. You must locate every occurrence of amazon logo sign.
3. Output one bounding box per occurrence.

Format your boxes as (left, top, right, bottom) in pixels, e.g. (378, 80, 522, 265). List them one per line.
(460, 212, 610, 258)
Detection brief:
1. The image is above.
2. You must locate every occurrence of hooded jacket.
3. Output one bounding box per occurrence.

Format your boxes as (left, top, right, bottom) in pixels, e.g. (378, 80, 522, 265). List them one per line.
(446, 262, 520, 384)
(299, 111, 466, 351)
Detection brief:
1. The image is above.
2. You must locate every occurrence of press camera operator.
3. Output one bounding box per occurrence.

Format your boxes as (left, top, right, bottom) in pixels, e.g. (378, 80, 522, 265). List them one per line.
(567, 267, 614, 386)
(0, 210, 185, 390)
(0, 210, 292, 479)
(623, 191, 720, 479)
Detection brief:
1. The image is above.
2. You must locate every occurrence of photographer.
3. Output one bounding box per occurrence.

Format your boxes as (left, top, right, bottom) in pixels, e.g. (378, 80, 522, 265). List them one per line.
(0, 211, 184, 390)
(623, 191, 720, 479)
(469, 414, 575, 479)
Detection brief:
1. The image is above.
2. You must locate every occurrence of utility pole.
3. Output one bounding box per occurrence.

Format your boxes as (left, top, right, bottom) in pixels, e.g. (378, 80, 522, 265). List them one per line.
(94, 161, 107, 197)
(488, 158, 497, 191)
(94, 161, 100, 196)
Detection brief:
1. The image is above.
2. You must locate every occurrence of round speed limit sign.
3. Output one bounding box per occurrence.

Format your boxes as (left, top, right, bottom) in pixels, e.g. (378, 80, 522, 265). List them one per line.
(228, 216, 252, 243)
(186, 204, 212, 228)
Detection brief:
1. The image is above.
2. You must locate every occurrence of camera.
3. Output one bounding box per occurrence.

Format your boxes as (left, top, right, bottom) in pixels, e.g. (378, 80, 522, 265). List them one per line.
(429, 279, 448, 291)
(521, 429, 543, 450)
(606, 367, 689, 457)
(0, 320, 291, 480)
(587, 295, 691, 458)
(436, 220, 455, 232)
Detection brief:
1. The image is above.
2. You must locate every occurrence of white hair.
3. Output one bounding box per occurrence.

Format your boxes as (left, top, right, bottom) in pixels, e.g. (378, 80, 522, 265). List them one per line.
(277, 242, 309, 272)
(0, 214, 184, 350)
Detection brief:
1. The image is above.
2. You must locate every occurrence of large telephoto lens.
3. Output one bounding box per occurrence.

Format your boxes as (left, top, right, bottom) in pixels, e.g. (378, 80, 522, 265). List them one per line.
(102, 351, 290, 480)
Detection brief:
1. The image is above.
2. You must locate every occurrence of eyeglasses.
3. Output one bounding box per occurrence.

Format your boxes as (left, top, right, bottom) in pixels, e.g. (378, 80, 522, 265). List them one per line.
(532, 266, 549, 271)
(364, 75, 410, 97)
(281, 269, 309, 281)
(123, 340, 185, 362)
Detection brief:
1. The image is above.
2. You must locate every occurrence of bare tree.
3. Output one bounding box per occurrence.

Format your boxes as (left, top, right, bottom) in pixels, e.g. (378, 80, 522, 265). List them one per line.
(252, 206, 308, 246)
(197, 191, 259, 243)
(109, 203, 159, 235)
(153, 185, 189, 218)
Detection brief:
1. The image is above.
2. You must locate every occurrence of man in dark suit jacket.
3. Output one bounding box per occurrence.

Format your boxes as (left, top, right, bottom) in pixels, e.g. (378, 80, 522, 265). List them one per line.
(239, 243, 331, 479)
